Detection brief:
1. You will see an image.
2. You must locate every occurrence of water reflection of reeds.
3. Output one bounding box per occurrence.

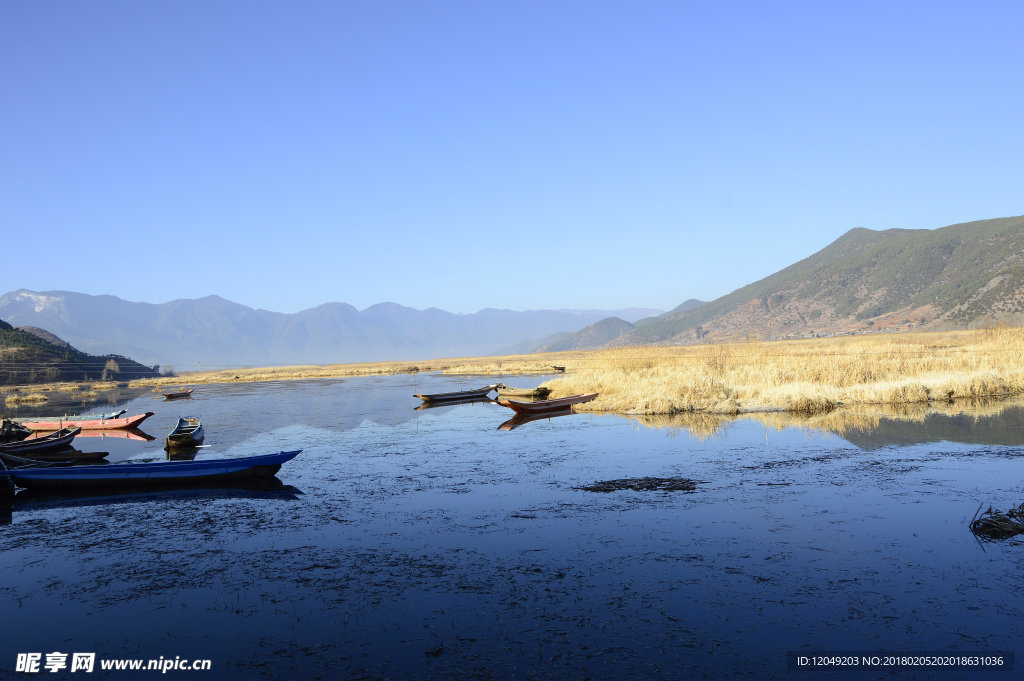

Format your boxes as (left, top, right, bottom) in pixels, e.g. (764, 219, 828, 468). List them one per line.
(622, 396, 1024, 444)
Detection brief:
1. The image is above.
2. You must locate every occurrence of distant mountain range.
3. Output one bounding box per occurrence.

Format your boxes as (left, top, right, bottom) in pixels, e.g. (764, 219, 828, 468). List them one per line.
(0, 290, 661, 368)
(556, 215, 1024, 348)
(4, 215, 1022, 369)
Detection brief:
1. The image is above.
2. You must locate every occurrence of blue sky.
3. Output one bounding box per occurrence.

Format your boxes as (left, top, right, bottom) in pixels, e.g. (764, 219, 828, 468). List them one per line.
(2, 1, 1021, 315)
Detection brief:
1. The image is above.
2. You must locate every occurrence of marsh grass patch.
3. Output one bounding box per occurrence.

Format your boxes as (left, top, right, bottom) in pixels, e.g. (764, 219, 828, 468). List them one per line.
(970, 502, 1024, 541)
(576, 477, 706, 493)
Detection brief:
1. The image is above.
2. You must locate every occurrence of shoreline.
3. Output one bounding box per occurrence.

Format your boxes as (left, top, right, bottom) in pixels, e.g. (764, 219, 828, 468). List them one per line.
(4, 328, 1023, 416)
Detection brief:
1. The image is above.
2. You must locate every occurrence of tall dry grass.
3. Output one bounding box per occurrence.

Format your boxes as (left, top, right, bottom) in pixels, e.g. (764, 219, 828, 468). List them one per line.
(541, 328, 1024, 415)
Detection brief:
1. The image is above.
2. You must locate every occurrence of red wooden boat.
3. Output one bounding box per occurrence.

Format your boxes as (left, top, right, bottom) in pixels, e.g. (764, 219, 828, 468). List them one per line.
(497, 393, 598, 414)
(19, 411, 156, 432)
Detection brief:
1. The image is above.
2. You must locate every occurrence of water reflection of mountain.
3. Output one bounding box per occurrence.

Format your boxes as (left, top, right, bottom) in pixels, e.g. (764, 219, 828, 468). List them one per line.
(838, 407, 1024, 450)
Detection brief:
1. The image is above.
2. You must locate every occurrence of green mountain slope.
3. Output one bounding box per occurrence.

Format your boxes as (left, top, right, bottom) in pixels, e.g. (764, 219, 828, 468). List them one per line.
(625, 215, 1024, 344)
(0, 320, 161, 385)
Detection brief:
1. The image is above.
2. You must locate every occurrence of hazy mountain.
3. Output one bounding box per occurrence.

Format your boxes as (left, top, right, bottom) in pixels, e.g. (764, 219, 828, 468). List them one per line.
(532, 300, 708, 352)
(624, 215, 1024, 344)
(0, 290, 662, 367)
(535, 317, 636, 352)
(0, 320, 159, 385)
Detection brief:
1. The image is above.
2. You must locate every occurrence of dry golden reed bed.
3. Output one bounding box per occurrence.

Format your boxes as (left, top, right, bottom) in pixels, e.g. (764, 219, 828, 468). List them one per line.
(540, 328, 1024, 415)
(5, 329, 1023, 417)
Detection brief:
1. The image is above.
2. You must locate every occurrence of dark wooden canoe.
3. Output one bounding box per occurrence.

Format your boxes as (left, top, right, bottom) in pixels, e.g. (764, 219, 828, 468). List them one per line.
(413, 384, 501, 402)
(20, 411, 155, 431)
(2, 448, 108, 463)
(163, 389, 194, 400)
(0, 427, 81, 454)
(165, 416, 205, 449)
(497, 392, 598, 414)
(0, 450, 301, 490)
(414, 396, 495, 410)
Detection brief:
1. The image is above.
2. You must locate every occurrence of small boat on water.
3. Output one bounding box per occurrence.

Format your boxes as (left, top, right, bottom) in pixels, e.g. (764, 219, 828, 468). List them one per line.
(1, 448, 107, 463)
(0, 450, 301, 490)
(0, 427, 81, 454)
(414, 396, 496, 410)
(413, 384, 502, 403)
(163, 388, 194, 400)
(497, 392, 599, 414)
(496, 385, 551, 398)
(19, 411, 155, 432)
(165, 416, 204, 450)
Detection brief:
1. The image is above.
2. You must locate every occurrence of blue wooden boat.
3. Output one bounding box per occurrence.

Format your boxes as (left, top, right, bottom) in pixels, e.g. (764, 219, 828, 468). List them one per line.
(0, 450, 301, 490)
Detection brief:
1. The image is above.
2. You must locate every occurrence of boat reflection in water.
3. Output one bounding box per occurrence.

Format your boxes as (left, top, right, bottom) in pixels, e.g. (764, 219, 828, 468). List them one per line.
(9, 478, 302, 513)
(74, 428, 156, 442)
(165, 446, 200, 461)
(497, 407, 575, 431)
(414, 396, 497, 411)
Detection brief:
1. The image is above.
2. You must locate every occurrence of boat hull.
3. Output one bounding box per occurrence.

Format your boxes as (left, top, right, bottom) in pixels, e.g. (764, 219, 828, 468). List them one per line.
(0, 427, 81, 454)
(414, 384, 499, 402)
(20, 412, 156, 431)
(163, 390, 194, 400)
(498, 393, 599, 414)
(164, 417, 205, 449)
(0, 450, 301, 490)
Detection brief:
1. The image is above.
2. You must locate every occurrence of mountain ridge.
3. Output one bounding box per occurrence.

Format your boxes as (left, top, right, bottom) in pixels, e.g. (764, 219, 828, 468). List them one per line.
(0, 290, 662, 367)
(619, 215, 1024, 345)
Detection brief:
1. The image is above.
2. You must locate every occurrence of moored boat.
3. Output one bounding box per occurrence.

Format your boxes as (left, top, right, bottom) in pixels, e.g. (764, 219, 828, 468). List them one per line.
(413, 384, 502, 403)
(165, 416, 204, 450)
(163, 388, 194, 400)
(0, 450, 302, 490)
(497, 392, 599, 414)
(0, 427, 81, 454)
(19, 411, 156, 432)
(414, 396, 496, 410)
(1, 448, 107, 463)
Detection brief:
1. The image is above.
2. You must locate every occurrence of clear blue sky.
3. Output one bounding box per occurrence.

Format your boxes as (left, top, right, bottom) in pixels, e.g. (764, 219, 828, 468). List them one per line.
(2, 1, 1021, 315)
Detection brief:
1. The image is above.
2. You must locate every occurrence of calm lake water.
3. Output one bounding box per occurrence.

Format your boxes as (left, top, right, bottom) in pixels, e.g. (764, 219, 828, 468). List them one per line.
(2, 374, 1023, 680)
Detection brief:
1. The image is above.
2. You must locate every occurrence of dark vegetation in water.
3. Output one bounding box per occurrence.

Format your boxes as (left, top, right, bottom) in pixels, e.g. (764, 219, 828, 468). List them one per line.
(971, 502, 1024, 541)
(576, 477, 705, 492)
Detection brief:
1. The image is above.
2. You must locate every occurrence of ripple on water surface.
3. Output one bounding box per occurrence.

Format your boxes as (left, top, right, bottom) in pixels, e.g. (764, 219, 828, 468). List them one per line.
(2, 375, 1023, 680)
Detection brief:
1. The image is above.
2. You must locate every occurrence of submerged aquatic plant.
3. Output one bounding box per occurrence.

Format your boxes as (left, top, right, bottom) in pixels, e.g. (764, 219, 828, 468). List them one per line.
(970, 502, 1024, 541)
(576, 477, 706, 493)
